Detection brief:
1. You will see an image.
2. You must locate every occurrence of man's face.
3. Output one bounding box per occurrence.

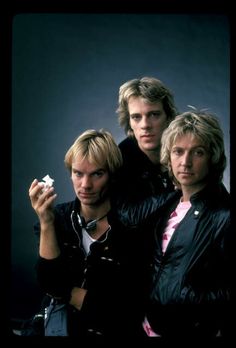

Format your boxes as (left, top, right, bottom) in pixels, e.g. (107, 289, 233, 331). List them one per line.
(170, 132, 210, 195)
(71, 157, 110, 207)
(128, 96, 168, 156)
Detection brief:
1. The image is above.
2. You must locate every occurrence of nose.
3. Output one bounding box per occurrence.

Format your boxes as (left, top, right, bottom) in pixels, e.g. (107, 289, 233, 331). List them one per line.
(81, 175, 92, 189)
(181, 152, 192, 166)
(140, 115, 151, 129)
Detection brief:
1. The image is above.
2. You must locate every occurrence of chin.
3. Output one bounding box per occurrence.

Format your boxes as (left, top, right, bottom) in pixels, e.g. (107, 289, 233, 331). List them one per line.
(142, 143, 158, 150)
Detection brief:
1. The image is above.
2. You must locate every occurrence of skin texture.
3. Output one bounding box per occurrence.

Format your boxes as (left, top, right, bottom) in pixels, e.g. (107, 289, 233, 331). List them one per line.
(128, 96, 169, 164)
(170, 132, 210, 201)
(71, 157, 110, 216)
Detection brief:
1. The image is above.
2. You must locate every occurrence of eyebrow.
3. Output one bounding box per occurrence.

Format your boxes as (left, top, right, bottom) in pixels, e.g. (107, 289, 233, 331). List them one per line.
(72, 167, 106, 174)
(130, 109, 162, 115)
(172, 145, 207, 150)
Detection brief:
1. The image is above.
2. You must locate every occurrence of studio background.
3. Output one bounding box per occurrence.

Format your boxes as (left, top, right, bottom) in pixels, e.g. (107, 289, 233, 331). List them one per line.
(11, 13, 230, 321)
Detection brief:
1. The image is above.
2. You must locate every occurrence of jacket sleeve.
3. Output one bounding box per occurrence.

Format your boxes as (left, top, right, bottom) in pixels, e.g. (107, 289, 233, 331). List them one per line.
(33, 206, 81, 302)
(116, 192, 176, 226)
(35, 255, 73, 301)
(180, 216, 232, 306)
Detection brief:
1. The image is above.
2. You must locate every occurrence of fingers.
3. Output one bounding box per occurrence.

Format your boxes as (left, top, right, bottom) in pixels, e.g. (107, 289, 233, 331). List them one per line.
(29, 178, 38, 193)
(29, 179, 43, 202)
(37, 186, 56, 204)
(29, 178, 57, 209)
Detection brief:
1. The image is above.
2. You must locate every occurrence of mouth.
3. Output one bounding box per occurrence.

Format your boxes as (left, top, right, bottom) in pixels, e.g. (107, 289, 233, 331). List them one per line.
(141, 134, 154, 139)
(179, 172, 193, 176)
(141, 133, 153, 136)
(79, 192, 94, 199)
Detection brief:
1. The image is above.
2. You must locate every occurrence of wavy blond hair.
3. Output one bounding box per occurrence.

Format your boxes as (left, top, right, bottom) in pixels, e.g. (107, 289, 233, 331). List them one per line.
(160, 110, 227, 185)
(64, 129, 123, 175)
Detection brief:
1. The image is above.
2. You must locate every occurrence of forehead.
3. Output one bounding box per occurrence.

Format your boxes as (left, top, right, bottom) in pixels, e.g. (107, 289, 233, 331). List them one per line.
(128, 96, 164, 111)
(173, 133, 205, 147)
(72, 156, 106, 172)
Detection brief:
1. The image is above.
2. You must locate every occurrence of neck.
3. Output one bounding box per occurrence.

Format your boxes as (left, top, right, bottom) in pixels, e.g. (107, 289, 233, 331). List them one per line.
(143, 148, 160, 165)
(80, 199, 111, 221)
(181, 182, 207, 202)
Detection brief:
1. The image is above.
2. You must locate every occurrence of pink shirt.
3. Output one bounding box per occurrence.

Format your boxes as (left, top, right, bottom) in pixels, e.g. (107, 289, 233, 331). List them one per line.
(143, 199, 192, 337)
(162, 199, 191, 254)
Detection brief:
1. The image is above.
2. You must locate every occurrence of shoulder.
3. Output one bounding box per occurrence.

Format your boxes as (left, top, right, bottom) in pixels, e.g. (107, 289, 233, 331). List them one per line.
(118, 137, 139, 155)
(117, 190, 180, 226)
(118, 136, 135, 148)
(54, 199, 78, 217)
(209, 184, 230, 213)
(193, 183, 230, 209)
(118, 137, 149, 168)
(193, 184, 230, 231)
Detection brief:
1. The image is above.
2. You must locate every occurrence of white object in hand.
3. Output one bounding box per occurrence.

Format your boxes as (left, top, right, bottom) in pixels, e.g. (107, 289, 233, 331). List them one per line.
(39, 174, 54, 192)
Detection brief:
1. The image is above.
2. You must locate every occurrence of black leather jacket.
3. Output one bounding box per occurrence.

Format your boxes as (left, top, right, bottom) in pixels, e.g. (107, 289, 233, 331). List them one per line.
(35, 198, 147, 337)
(115, 137, 174, 201)
(119, 183, 232, 338)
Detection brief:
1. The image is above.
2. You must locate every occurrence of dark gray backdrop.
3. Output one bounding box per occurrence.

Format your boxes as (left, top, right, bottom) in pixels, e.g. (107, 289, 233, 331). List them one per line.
(11, 13, 230, 320)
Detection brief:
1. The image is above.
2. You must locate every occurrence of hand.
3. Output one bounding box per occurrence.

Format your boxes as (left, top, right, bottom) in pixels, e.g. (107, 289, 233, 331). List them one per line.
(29, 178, 57, 225)
(69, 287, 88, 311)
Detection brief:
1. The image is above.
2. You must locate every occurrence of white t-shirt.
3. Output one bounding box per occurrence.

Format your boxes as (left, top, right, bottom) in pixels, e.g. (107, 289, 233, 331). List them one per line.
(82, 228, 96, 255)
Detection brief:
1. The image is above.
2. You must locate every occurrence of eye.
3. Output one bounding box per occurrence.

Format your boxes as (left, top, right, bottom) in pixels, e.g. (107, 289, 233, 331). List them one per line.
(75, 171, 83, 177)
(130, 114, 141, 121)
(194, 149, 205, 156)
(92, 171, 105, 178)
(172, 148, 183, 156)
(149, 111, 161, 118)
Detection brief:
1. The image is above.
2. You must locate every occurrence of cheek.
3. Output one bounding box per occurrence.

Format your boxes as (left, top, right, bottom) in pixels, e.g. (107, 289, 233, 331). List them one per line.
(72, 177, 80, 188)
(171, 164, 178, 175)
(170, 156, 177, 167)
(97, 176, 110, 188)
(203, 164, 210, 176)
(98, 183, 110, 197)
(129, 119, 137, 130)
(197, 160, 210, 176)
(159, 119, 169, 131)
(151, 120, 166, 136)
